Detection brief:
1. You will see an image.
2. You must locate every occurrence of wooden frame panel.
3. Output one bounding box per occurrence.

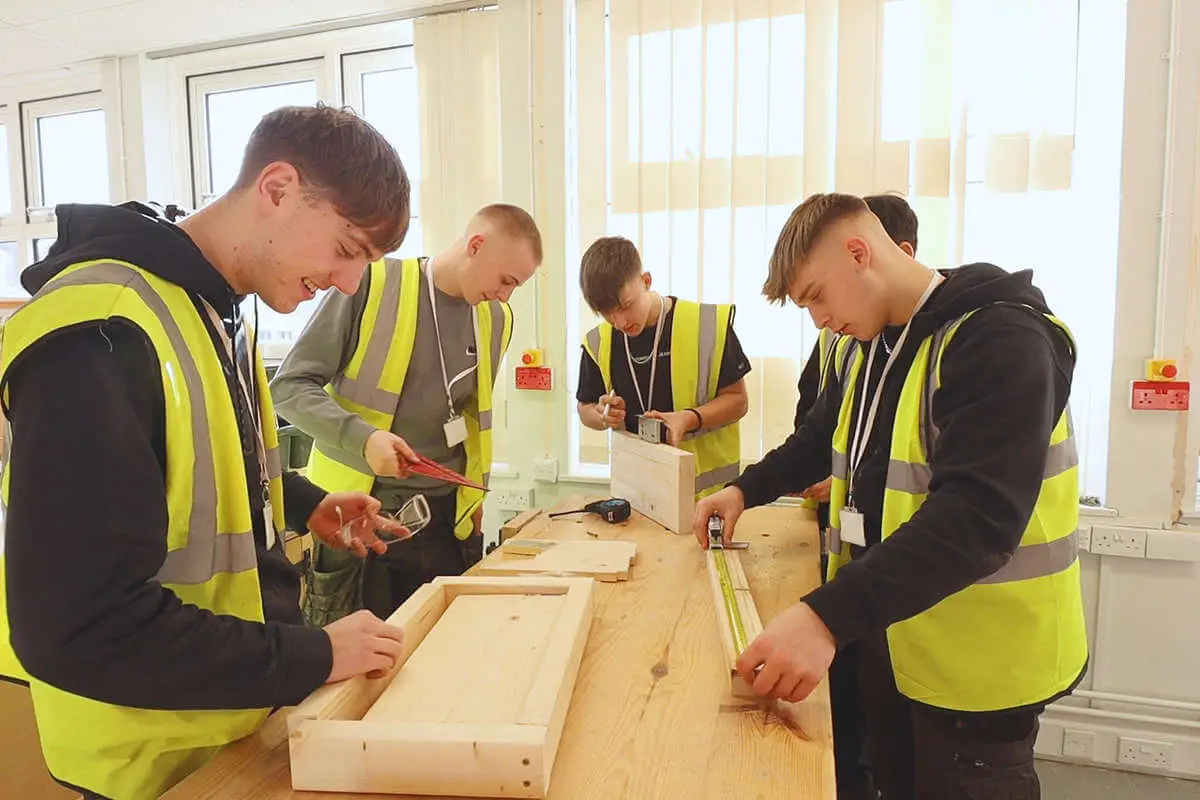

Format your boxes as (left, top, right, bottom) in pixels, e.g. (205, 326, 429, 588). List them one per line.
(287, 576, 595, 797)
(609, 431, 695, 533)
(706, 549, 764, 699)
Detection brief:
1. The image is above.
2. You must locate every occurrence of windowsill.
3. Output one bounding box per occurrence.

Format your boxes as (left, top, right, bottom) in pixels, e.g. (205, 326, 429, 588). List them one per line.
(559, 471, 612, 485)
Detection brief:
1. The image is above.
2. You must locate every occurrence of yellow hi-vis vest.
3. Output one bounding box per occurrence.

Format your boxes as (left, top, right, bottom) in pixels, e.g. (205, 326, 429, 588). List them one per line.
(801, 329, 854, 510)
(583, 300, 741, 499)
(305, 258, 512, 538)
(0, 260, 285, 800)
(825, 307, 1087, 712)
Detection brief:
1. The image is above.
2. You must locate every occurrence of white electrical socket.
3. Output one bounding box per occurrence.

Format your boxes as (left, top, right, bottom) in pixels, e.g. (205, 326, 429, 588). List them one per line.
(1062, 730, 1095, 760)
(1118, 737, 1173, 769)
(533, 456, 559, 483)
(1090, 525, 1147, 558)
(492, 487, 535, 512)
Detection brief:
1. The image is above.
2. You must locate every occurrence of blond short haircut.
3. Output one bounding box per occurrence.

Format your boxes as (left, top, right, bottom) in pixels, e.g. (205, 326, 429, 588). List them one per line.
(473, 204, 544, 263)
(762, 193, 869, 304)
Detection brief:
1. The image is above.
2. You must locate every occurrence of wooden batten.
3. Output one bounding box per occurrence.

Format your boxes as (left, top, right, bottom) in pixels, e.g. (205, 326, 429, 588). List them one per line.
(609, 431, 695, 533)
(705, 548, 764, 700)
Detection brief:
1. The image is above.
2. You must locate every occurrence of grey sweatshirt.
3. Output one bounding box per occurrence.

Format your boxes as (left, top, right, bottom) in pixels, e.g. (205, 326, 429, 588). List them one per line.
(270, 258, 479, 511)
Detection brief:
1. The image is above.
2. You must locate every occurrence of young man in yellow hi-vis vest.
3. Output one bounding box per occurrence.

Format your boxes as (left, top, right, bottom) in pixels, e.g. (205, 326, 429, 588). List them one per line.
(696, 193, 1086, 800)
(0, 105, 412, 800)
(575, 236, 750, 498)
(271, 205, 541, 624)
(789, 192, 919, 800)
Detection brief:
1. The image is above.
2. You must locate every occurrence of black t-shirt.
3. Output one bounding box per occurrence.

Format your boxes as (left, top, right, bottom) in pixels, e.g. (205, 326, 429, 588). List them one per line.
(575, 297, 752, 434)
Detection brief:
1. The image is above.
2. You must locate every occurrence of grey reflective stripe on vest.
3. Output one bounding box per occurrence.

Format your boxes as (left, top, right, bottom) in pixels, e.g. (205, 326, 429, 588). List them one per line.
(831, 449, 848, 480)
(977, 529, 1079, 584)
(487, 301, 507, 380)
(333, 263, 405, 414)
(695, 304, 719, 405)
(37, 263, 256, 584)
(585, 326, 601, 359)
(696, 462, 740, 493)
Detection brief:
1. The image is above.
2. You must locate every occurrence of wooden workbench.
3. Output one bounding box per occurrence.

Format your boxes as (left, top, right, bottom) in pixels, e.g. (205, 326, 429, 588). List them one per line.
(167, 500, 835, 799)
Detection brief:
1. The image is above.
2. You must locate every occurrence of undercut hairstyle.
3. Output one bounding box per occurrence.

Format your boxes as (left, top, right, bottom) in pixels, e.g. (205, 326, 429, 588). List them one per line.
(763, 193, 869, 304)
(864, 193, 919, 254)
(233, 103, 411, 254)
(475, 204, 544, 263)
(579, 236, 643, 314)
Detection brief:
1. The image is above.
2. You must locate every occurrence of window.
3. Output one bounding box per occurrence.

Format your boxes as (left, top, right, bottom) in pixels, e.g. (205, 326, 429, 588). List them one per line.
(568, 0, 1124, 496)
(22, 93, 112, 220)
(568, 0, 813, 477)
(878, 0, 1124, 502)
(0, 242, 19, 295)
(343, 47, 424, 259)
(0, 116, 11, 218)
(32, 238, 56, 262)
(188, 61, 326, 208)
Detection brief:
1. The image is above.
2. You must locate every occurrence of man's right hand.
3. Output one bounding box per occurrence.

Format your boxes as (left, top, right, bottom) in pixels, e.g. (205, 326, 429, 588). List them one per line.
(692, 485, 746, 549)
(596, 392, 626, 429)
(364, 430, 419, 478)
(323, 610, 406, 683)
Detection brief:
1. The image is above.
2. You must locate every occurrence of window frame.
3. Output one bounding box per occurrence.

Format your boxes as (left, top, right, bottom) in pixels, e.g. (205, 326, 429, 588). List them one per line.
(340, 45, 423, 257)
(21, 91, 116, 225)
(186, 59, 330, 208)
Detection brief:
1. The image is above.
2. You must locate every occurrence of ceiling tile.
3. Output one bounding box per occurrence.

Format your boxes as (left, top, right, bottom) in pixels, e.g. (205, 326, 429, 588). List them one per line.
(0, 0, 135, 27)
(0, 26, 73, 78)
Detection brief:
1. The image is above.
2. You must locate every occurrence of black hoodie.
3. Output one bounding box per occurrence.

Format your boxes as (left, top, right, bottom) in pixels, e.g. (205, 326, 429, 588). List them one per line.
(2, 202, 332, 710)
(733, 263, 1077, 650)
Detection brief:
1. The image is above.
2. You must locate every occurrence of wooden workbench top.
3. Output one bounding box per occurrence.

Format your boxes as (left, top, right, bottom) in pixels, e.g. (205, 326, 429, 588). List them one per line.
(166, 500, 834, 800)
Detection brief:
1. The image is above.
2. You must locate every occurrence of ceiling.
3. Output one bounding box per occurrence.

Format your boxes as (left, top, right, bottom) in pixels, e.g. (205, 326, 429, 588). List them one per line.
(0, 0, 430, 78)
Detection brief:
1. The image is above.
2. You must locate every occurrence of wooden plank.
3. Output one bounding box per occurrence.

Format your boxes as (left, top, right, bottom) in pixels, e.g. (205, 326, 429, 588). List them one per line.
(609, 431, 695, 533)
(289, 720, 545, 797)
(704, 548, 764, 700)
(478, 539, 638, 581)
(165, 505, 834, 800)
(287, 583, 448, 735)
(363, 594, 565, 724)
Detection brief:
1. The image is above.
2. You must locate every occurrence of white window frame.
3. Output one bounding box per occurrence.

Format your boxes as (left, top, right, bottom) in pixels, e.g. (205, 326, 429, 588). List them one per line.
(341, 46, 421, 254)
(21, 91, 118, 225)
(186, 60, 329, 208)
(0, 103, 19, 227)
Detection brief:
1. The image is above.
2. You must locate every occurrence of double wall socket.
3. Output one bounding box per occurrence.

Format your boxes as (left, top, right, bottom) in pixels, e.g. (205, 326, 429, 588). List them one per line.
(1090, 525, 1147, 558)
(492, 487, 535, 512)
(1118, 737, 1173, 769)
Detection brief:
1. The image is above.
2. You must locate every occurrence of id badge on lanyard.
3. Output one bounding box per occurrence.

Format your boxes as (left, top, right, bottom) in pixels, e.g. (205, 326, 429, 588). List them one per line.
(426, 260, 478, 448)
(202, 299, 276, 549)
(842, 271, 943, 550)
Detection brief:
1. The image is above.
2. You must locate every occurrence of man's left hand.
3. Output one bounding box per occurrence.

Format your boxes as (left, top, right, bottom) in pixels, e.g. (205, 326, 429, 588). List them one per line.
(308, 492, 409, 558)
(642, 409, 696, 447)
(736, 602, 836, 703)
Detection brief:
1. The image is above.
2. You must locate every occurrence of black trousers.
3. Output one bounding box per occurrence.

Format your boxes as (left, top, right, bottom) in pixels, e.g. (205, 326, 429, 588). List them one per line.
(856, 632, 1043, 800)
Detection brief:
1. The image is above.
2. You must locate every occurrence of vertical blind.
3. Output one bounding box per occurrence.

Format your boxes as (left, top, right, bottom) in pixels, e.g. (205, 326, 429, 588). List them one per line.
(566, 0, 1121, 500)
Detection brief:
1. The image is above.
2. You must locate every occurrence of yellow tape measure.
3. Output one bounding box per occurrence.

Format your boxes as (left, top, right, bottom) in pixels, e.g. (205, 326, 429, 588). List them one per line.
(712, 547, 748, 654)
(708, 513, 748, 653)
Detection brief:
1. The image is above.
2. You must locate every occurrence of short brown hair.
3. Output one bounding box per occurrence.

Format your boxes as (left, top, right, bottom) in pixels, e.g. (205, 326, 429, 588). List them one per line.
(579, 236, 642, 313)
(864, 193, 919, 254)
(233, 103, 410, 254)
(475, 204, 543, 263)
(763, 193, 868, 304)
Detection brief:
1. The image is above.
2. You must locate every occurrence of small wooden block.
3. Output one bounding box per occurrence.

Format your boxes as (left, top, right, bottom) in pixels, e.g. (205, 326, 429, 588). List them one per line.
(287, 576, 595, 797)
(609, 431, 695, 533)
(705, 548, 764, 700)
(501, 539, 559, 556)
(500, 508, 546, 542)
(479, 540, 638, 582)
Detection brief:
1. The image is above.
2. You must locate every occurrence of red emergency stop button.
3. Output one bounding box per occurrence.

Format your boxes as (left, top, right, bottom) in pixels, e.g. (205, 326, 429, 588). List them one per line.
(522, 353, 532, 364)
(1163, 364, 1178, 378)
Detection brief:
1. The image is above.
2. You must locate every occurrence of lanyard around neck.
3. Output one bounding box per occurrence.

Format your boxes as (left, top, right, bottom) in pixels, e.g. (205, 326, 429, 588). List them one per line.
(624, 293, 666, 414)
(425, 258, 478, 413)
(846, 271, 943, 503)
